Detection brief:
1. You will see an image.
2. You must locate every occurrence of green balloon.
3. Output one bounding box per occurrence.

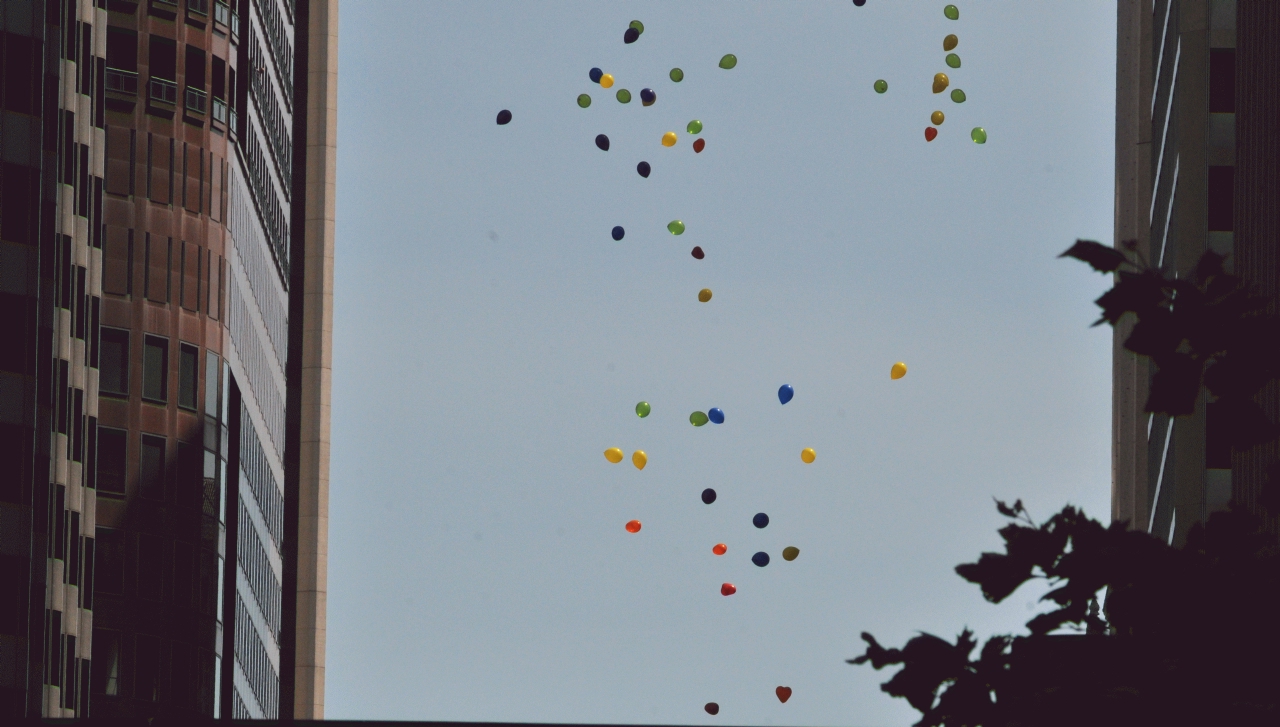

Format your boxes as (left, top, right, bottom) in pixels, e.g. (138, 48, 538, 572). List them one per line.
(636, 401, 651, 418)
(873, 79, 888, 94)
(950, 88, 966, 103)
(670, 67, 684, 82)
(667, 220, 685, 235)
(719, 54, 737, 69)
(971, 127, 988, 144)
(946, 53, 961, 68)
(616, 89, 631, 103)
(687, 119, 703, 134)
(690, 411, 709, 427)
(944, 4, 959, 20)
(630, 20, 644, 34)
(577, 94, 591, 108)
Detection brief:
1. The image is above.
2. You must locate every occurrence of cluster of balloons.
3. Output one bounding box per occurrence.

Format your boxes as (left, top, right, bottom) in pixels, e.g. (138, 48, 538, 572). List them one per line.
(624, 19, 644, 44)
(604, 448, 648, 469)
(689, 408, 725, 426)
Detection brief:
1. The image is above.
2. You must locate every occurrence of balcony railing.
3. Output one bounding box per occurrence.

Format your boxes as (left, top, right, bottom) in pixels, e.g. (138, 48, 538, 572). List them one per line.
(149, 77, 178, 105)
(212, 97, 228, 125)
(214, 1, 230, 26)
(188, 0, 210, 16)
(105, 68, 139, 96)
(185, 86, 208, 115)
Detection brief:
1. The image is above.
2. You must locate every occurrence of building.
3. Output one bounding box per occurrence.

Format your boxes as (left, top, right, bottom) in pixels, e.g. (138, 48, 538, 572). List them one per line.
(1113, 0, 1278, 542)
(0, 0, 335, 718)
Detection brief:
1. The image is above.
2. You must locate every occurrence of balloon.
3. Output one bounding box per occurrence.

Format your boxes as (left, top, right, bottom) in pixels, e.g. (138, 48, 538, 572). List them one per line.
(624, 27, 639, 44)
(874, 79, 888, 94)
(708, 407, 724, 424)
(690, 411, 709, 427)
(662, 131, 677, 147)
(931, 110, 945, 125)
(632, 450, 647, 469)
(637, 161, 651, 178)
(971, 127, 988, 144)
(636, 401, 651, 418)
(705, 703, 719, 716)
(891, 361, 908, 379)
(712, 543, 727, 555)
(577, 94, 592, 108)
(801, 448, 816, 464)
(596, 134, 610, 151)
(854, 0, 866, 5)
(946, 53, 961, 69)
(496, 109, 512, 125)
(691, 246, 705, 259)
(589, 67, 603, 83)
(753, 512, 769, 529)
(612, 226, 625, 241)
(933, 73, 950, 93)
(782, 546, 800, 561)
(698, 288, 712, 303)
(687, 119, 703, 134)
(778, 384, 794, 405)
(630, 20, 644, 34)
(950, 89, 966, 103)
(719, 54, 737, 69)
(776, 687, 792, 704)
(752, 551, 770, 567)
(943, 34, 958, 51)
(721, 583, 736, 596)
(668, 219, 685, 234)
(702, 488, 717, 504)
(924, 127, 937, 142)
(604, 448, 623, 463)
(944, 4, 959, 20)
(640, 88, 656, 106)
(692, 138, 706, 153)
(616, 88, 632, 103)
(626, 519, 642, 533)
(600, 74, 615, 89)
(670, 68, 684, 82)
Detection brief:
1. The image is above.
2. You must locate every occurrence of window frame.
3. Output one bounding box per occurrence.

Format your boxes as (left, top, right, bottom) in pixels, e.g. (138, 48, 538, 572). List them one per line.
(142, 334, 169, 403)
(178, 342, 199, 410)
(99, 327, 130, 397)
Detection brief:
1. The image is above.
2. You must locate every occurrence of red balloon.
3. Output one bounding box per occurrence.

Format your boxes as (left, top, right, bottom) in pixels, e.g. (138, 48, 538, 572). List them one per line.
(693, 138, 706, 153)
(626, 520, 641, 533)
(776, 687, 792, 703)
(691, 246, 705, 259)
(704, 703, 720, 715)
(721, 583, 736, 596)
(712, 542, 727, 555)
(924, 127, 938, 142)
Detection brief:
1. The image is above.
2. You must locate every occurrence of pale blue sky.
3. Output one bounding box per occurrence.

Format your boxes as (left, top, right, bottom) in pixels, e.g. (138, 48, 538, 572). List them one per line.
(328, 2, 1117, 724)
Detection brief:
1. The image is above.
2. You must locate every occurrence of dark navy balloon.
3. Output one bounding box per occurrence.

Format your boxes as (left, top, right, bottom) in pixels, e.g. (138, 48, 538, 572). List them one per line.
(702, 488, 717, 504)
(778, 384, 794, 405)
(640, 88, 656, 105)
(589, 67, 603, 83)
(637, 161, 651, 178)
(708, 408, 724, 424)
(612, 226, 625, 241)
(753, 512, 769, 529)
(496, 109, 512, 125)
(853, 0, 867, 6)
(624, 27, 640, 44)
(595, 134, 610, 151)
(752, 551, 770, 567)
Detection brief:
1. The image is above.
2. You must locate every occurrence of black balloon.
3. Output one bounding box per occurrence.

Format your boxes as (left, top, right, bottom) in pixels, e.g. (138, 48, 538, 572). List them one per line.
(753, 512, 769, 529)
(495, 109, 512, 125)
(640, 88, 656, 105)
(853, 0, 866, 5)
(637, 161, 651, 177)
(752, 551, 770, 567)
(595, 134, 610, 151)
(612, 226, 625, 241)
(702, 488, 717, 504)
(624, 27, 639, 43)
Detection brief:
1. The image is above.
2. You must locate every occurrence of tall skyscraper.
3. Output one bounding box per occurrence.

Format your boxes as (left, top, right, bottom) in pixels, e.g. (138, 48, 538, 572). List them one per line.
(0, 0, 335, 718)
(1113, 0, 1277, 541)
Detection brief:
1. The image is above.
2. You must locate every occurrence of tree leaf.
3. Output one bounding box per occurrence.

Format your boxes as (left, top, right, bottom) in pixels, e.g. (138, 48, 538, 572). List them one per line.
(1060, 239, 1129, 273)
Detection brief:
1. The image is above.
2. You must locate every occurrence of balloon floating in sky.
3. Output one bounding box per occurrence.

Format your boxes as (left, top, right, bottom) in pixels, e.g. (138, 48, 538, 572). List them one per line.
(636, 401, 651, 418)
(925, 127, 938, 142)
(801, 448, 816, 464)
(854, 0, 866, 6)
(624, 27, 639, 44)
(670, 68, 684, 82)
(687, 119, 703, 134)
(641, 88, 656, 106)
(495, 109, 512, 125)
(589, 67, 603, 83)
(704, 703, 719, 716)
(600, 74, 615, 89)
(691, 246, 705, 259)
(702, 488, 717, 504)
(712, 543, 727, 555)
(891, 361, 908, 379)
(951, 89, 967, 103)
(698, 288, 713, 303)
(944, 4, 959, 20)
(776, 687, 792, 704)
(626, 519, 641, 533)
(595, 134, 610, 151)
(933, 73, 950, 94)
(874, 79, 888, 94)
(612, 226, 625, 241)
(752, 551, 770, 567)
(943, 34, 959, 51)
(708, 408, 724, 424)
(690, 411, 709, 427)
(633, 450, 648, 469)
(616, 88, 632, 103)
(577, 94, 592, 108)
(630, 20, 645, 34)
(719, 54, 738, 69)
(946, 53, 961, 69)
(778, 384, 794, 405)
(637, 161, 651, 178)
(662, 131, 678, 147)
(692, 138, 706, 153)
(721, 583, 737, 596)
(931, 110, 945, 125)
(604, 448, 623, 463)
(668, 219, 685, 235)
(782, 546, 800, 561)
(754, 512, 770, 529)
(971, 127, 988, 144)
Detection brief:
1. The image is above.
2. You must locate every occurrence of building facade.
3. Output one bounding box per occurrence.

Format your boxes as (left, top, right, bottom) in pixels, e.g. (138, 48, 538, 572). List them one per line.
(0, 0, 335, 718)
(1113, 0, 1278, 542)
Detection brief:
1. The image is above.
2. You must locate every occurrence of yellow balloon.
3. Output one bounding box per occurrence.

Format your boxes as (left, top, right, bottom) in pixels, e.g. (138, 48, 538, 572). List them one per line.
(943, 34, 958, 51)
(600, 73, 615, 89)
(604, 447, 623, 463)
(632, 450, 648, 470)
(662, 131, 677, 147)
(932, 73, 950, 94)
(698, 288, 712, 302)
(801, 448, 816, 464)
(891, 362, 908, 380)
(931, 110, 945, 125)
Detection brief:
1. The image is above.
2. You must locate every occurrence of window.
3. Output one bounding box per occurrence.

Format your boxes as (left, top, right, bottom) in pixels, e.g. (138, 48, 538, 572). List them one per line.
(204, 351, 220, 419)
(106, 27, 138, 72)
(185, 45, 206, 89)
(137, 533, 165, 601)
(149, 36, 177, 81)
(90, 629, 121, 696)
(1209, 48, 1236, 113)
(179, 343, 198, 409)
(143, 335, 168, 402)
(140, 434, 166, 500)
(97, 427, 127, 495)
(212, 56, 226, 100)
(135, 633, 161, 701)
(94, 527, 125, 594)
(99, 328, 129, 396)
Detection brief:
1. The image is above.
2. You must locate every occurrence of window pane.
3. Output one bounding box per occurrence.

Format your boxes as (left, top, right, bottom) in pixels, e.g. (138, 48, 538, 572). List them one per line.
(90, 629, 121, 696)
(179, 344, 198, 409)
(99, 329, 129, 395)
(97, 428, 127, 495)
(204, 351, 219, 419)
(137, 533, 165, 601)
(135, 634, 161, 701)
(94, 527, 125, 594)
(140, 435, 165, 500)
(143, 336, 167, 402)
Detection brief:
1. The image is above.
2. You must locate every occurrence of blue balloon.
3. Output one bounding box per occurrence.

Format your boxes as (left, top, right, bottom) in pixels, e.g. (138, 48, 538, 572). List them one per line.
(708, 408, 724, 424)
(778, 384, 794, 405)
(702, 488, 717, 504)
(612, 226, 625, 241)
(595, 134, 610, 151)
(752, 551, 770, 567)
(637, 161, 651, 178)
(640, 88, 656, 104)
(590, 67, 603, 83)
(753, 512, 769, 529)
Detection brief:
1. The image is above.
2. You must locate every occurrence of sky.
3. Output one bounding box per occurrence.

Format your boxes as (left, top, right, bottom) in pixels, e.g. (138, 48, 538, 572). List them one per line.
(328, 2, 1118, 725)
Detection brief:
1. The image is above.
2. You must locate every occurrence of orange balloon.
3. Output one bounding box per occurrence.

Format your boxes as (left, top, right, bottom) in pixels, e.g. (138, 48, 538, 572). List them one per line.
(712, 543, 727, 555)
(626, 519, 642, 533)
